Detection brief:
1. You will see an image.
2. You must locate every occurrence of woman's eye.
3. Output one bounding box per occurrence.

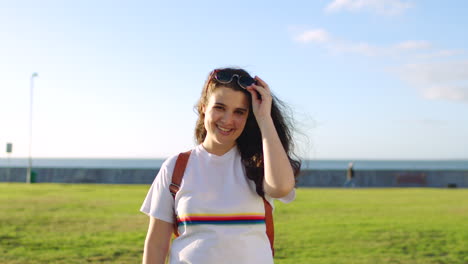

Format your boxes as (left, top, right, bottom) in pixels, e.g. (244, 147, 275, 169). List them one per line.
(235, 110, 246, 115)
(214, 106, 224, 110)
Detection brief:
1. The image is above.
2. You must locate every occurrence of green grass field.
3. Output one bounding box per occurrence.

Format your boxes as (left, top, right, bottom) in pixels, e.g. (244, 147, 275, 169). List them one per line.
(1, 183, 467, 264)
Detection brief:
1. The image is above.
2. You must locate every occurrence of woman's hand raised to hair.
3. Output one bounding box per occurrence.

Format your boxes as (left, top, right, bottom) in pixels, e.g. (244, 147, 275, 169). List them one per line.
(247, 76, 295, 198)
(246, 76, 273, 128)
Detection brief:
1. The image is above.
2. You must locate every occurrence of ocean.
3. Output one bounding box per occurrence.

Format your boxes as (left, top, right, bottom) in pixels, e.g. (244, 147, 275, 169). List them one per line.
(0, 158, 467, 170)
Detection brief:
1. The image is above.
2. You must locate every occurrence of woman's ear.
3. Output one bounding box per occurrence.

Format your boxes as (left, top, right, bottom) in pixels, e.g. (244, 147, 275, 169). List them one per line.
(201, 104, 206, 114)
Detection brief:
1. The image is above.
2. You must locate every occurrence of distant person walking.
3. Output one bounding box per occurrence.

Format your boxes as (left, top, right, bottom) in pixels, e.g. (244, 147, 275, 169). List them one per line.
(344, 162, 356, 187)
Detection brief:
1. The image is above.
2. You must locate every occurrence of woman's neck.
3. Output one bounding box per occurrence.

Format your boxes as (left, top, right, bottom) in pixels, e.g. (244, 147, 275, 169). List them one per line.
(202, 141, 236, 156)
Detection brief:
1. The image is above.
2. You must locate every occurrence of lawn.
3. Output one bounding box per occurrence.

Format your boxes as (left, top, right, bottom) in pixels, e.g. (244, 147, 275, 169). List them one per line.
(0, 183, 467, 264)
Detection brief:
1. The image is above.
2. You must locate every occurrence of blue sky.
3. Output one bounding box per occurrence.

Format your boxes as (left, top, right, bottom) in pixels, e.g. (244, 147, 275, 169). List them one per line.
(1, 0, 467, 160)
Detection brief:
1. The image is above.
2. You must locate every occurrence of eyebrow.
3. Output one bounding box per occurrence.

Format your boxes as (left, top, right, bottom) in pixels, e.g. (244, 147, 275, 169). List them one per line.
(214, 102, 248, 112)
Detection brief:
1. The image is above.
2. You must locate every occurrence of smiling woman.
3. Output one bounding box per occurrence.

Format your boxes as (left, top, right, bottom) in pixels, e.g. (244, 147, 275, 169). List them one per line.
(140, 67, 301, 264)
(201, 87, 249, 155)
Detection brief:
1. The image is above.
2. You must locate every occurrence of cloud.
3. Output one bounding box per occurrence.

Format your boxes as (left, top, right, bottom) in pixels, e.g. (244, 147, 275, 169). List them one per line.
(394, 40, 431, 51)
(295, 29, 330, 43)
(399, 119, 449, 127)
(293, 28, 461, 61)
(423, 86, 468, 102)
(414, 49, 464, 60)
(294, 29, 432, 57)
(293, 28, 468, 104)
(293, 28, 380, 56)
(325, 0, 413, 15)
(395, 61, 468, 103)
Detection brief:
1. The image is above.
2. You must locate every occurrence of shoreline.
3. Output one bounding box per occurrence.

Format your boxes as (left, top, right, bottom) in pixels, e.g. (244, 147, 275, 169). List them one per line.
(1, 167, 467, 188)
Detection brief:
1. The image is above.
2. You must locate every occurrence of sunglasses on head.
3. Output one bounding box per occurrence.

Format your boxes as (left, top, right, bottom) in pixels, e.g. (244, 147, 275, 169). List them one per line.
(213, 69, 256, 89)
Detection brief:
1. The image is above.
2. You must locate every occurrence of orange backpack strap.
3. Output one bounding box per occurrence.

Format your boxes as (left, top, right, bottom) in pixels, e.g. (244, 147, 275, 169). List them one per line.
(170, 150, 192, 237)
(263, 197, 275, 256)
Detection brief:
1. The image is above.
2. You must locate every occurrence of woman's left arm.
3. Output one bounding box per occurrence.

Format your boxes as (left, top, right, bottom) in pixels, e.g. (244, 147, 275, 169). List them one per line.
(246, 76, 295, 198)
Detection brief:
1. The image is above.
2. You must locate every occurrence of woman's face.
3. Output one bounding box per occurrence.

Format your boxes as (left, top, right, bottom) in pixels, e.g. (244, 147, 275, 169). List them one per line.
(202, 86, 249, 155)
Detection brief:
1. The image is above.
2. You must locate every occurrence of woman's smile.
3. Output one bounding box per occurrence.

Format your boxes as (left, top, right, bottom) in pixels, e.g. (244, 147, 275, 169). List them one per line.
(217, 125, 234, 134)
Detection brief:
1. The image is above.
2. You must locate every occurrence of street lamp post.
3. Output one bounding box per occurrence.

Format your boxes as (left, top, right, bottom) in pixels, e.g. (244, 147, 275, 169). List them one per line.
(27, 72, 38, 183)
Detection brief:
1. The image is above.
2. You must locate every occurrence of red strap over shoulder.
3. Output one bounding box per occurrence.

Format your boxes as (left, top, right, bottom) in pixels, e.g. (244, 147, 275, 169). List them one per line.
(263, 197, 275, 256)
(170, 151, 191, 237)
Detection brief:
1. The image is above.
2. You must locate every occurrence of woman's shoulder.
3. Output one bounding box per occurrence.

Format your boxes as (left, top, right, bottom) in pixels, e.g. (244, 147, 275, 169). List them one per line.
(160, 147, 196, 172)
(161, 153, 180, 168)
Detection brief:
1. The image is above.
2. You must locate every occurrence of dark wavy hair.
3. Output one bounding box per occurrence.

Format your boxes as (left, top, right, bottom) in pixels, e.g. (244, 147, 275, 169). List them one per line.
(194, 67, 301, 197)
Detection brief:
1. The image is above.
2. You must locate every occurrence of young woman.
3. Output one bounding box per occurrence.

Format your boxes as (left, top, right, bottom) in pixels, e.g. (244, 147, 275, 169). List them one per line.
(141, 67, 301, 264)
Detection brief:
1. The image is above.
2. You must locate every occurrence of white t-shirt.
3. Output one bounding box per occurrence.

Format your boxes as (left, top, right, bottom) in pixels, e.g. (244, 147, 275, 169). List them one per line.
(141, 144, 295, 264)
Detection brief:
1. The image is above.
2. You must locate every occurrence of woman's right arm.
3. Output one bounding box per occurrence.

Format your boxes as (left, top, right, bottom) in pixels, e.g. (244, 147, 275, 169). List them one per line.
(143, 217, 173, 264)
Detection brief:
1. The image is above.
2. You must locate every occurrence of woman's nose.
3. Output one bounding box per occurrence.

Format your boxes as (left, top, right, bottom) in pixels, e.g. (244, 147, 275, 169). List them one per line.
(221, 112, 233, 125)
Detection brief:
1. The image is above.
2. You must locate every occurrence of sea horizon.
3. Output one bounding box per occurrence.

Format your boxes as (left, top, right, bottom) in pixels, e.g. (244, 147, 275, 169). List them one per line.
(0, 157, 467, 170)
